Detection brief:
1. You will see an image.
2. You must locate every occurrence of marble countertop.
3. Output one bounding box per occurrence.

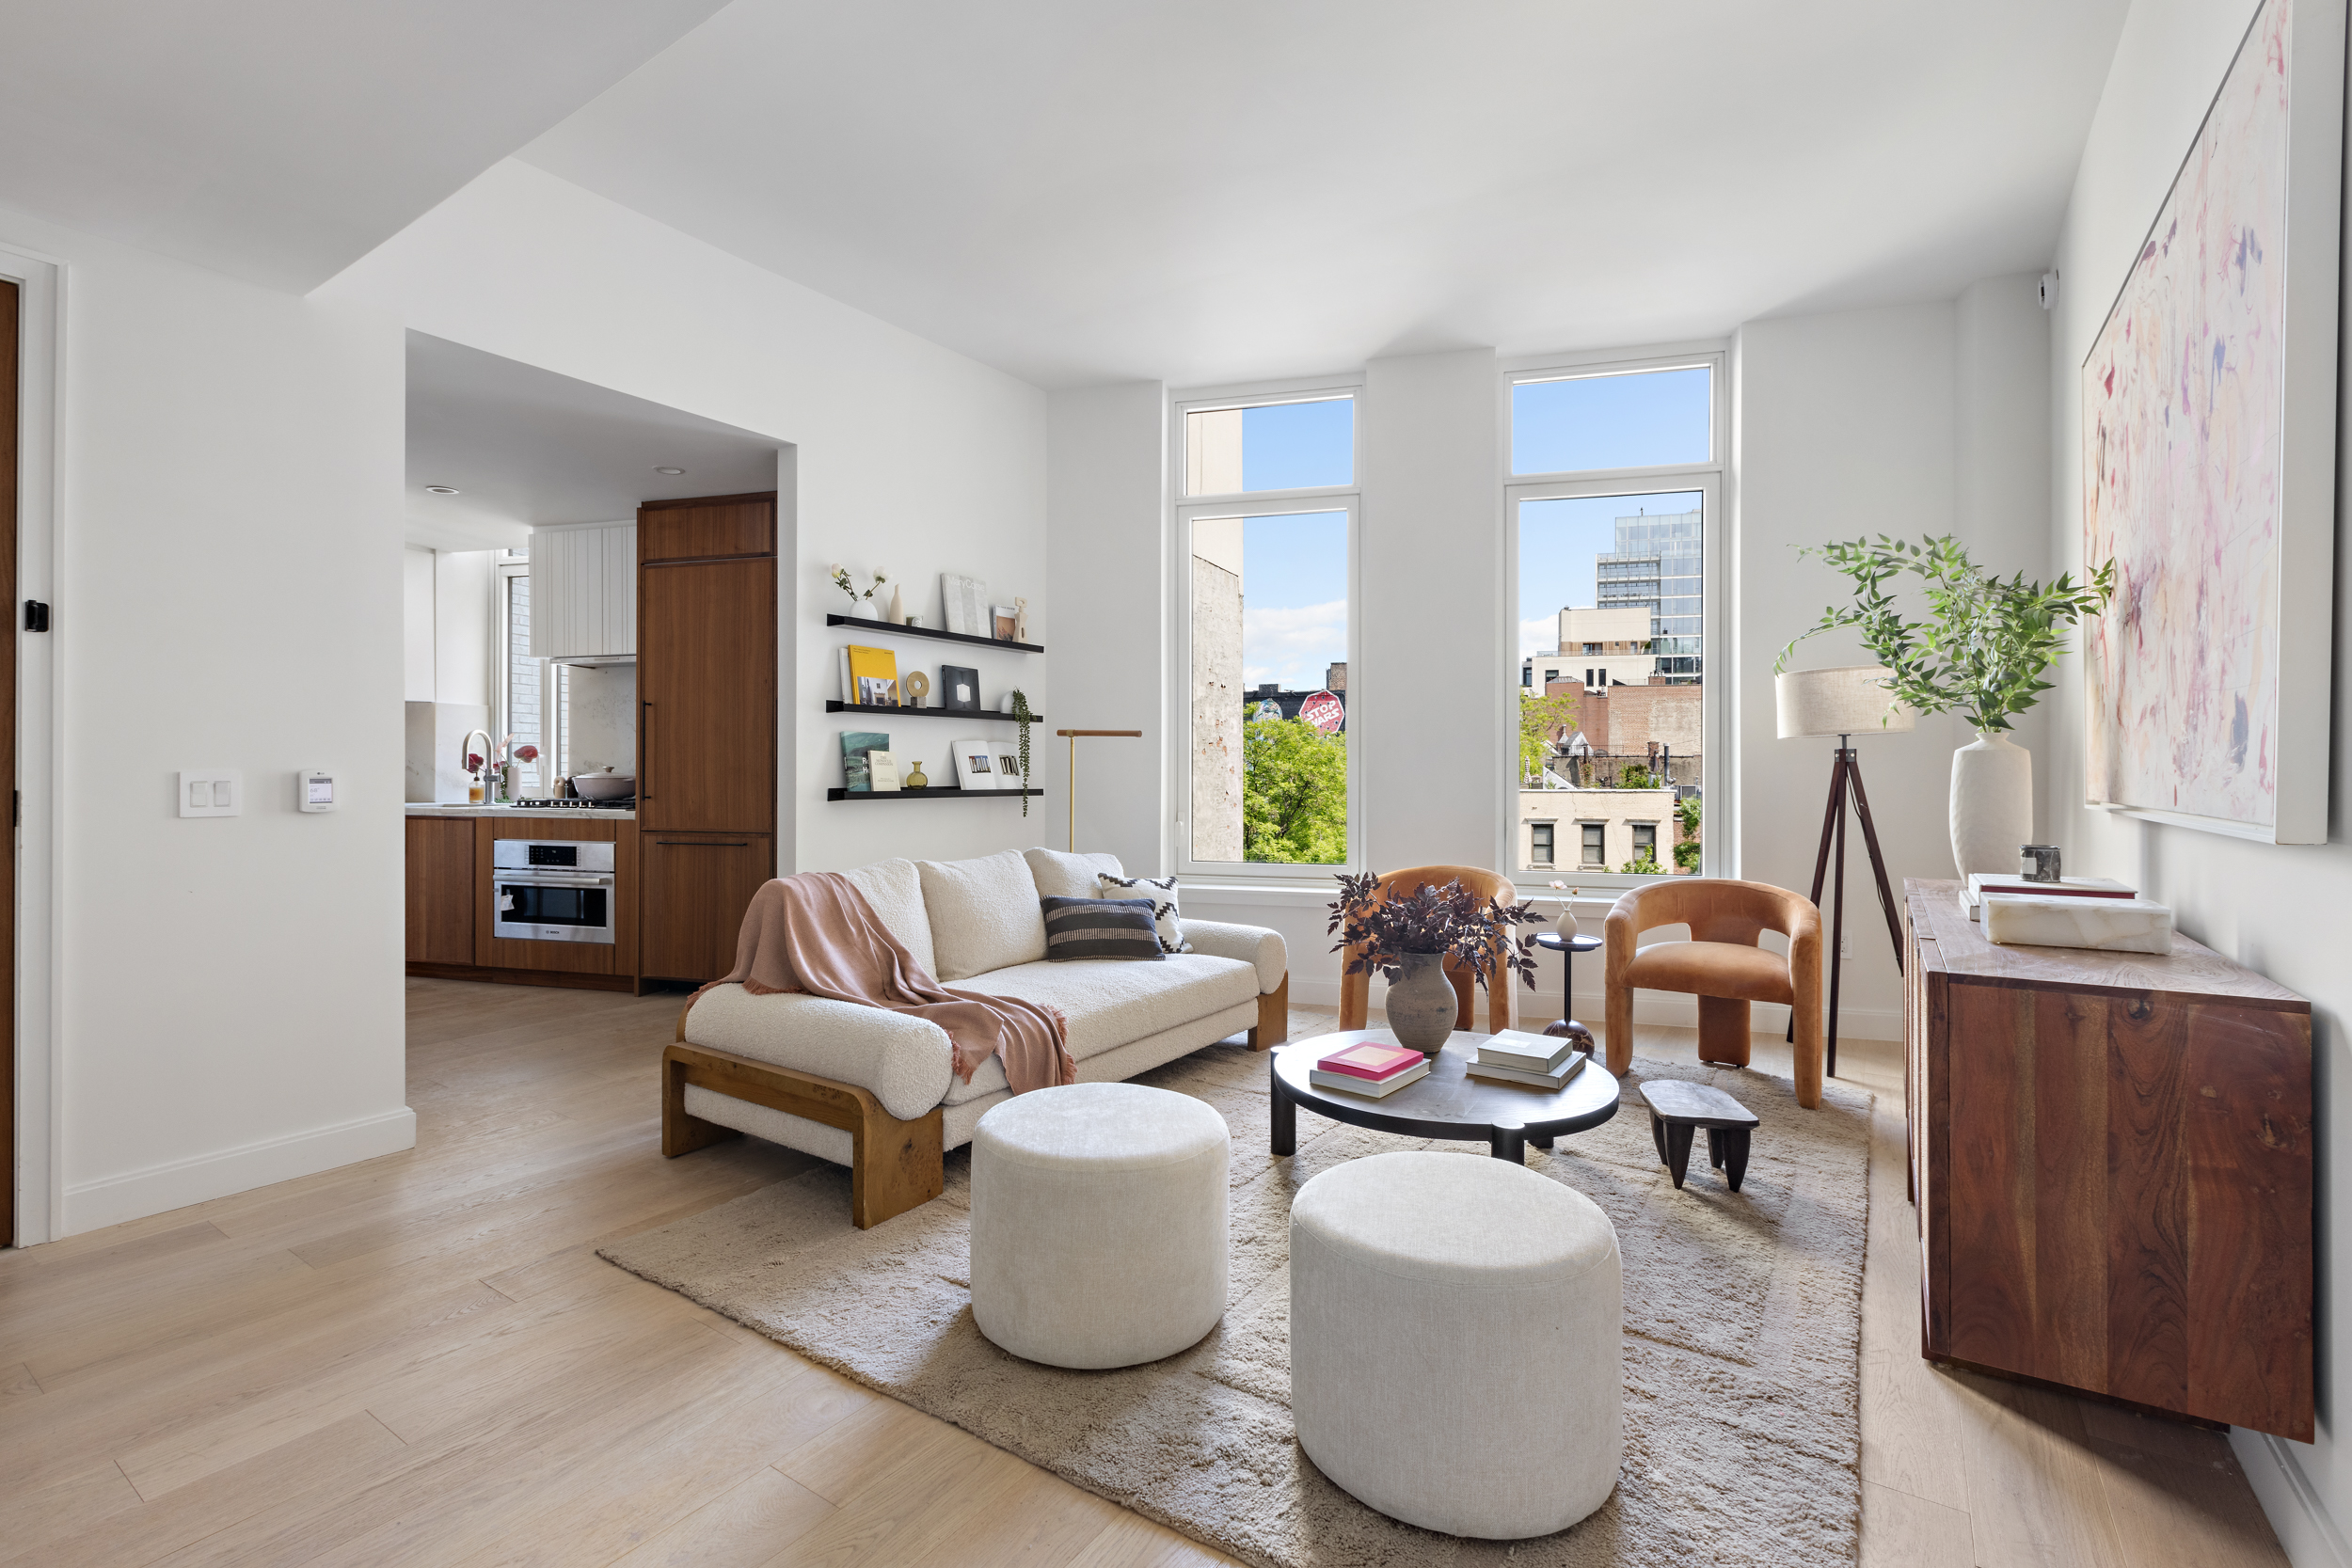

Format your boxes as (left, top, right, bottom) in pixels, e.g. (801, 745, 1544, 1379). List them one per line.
(404, 803, 637, 821)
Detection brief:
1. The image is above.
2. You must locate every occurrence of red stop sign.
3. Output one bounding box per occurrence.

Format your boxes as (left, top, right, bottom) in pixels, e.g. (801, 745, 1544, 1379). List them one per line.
(1297, 691, 1344, 733)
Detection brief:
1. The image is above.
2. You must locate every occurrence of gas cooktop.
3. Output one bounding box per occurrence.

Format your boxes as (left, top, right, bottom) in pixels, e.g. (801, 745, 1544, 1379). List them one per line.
(514, 797, 637, 811)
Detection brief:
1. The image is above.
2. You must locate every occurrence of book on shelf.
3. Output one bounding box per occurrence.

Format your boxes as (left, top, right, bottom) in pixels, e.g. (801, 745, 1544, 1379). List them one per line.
(839, 730, 888, 792)
(1309, 1060, 1431, 1099)
(866, 750, 901, 792)
(1466, 1053, 1588, 1090)
(1961, 874, 2136, 921)
(1474, 1028, 1575, 1071)
(847, 644, 899, 708)
(1315, 1040, 1427, 1082)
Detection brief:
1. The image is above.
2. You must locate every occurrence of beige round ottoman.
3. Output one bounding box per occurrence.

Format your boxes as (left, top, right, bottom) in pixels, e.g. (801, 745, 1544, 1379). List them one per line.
(1290, 1150, 1621, 1538)
(970, 1082, 1229, 1370)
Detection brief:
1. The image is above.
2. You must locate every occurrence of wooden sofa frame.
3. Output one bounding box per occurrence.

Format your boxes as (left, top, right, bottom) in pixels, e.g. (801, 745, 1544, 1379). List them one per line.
(661, 976, 1289, 1228)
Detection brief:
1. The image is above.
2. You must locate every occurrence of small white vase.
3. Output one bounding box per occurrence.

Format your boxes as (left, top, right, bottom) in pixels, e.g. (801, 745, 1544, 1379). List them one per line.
(1949, 731, 2033, 878)
(888, 582, 907, 626)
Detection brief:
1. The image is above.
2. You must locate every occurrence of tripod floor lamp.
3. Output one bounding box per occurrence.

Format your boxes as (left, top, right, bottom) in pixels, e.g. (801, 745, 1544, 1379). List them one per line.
(1057, 729, 1141, 851)
(1774, 666, 1913, 1077)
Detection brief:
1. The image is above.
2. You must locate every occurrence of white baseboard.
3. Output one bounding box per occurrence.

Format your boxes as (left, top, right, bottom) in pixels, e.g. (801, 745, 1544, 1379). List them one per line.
(1283, 980, 1900, 1043)
(2233, 1429, 2350, 1568)
(60, 1105, 418, 1236)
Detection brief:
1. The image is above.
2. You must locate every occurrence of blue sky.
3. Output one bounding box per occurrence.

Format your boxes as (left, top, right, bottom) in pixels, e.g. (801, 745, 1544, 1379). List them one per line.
(1221, 373, 1708, 689)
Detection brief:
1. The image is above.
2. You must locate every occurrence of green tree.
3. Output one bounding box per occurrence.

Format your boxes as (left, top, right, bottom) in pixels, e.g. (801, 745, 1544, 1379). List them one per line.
(1619, 855, 1662, 875)
(1518, 689, 1580, 783)
(1674, 794, 1701, 871)
(1243, 718, 1347, 863)
(1617, 763, 1658, 789)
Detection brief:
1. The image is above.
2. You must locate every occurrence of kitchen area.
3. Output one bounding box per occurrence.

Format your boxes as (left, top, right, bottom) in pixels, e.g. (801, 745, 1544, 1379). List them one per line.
(402, 334, 786, 991)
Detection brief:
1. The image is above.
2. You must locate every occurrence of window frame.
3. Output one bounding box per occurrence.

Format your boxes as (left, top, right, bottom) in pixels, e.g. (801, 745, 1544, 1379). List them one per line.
(494, 553, 548, 794)
(1501, 346, 1729, 895)
(1168, 377, 1364, 885)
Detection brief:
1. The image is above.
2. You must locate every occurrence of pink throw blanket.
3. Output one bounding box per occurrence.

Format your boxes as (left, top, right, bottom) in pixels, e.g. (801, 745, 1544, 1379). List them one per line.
(708, 872, 1074, 1096)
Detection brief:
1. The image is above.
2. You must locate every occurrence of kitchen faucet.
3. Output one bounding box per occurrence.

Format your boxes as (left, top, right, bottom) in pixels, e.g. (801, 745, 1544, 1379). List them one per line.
(459, 728, 495, 804)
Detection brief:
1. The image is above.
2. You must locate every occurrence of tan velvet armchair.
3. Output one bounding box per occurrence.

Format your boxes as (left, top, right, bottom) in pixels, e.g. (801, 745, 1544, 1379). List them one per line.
(1603, 879, 1825, 1109)
(1337, 864, 1518, 1036)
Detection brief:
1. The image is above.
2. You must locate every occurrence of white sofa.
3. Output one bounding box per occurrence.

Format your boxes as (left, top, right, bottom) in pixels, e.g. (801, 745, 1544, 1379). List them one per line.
(661, 847, 1290, 1227)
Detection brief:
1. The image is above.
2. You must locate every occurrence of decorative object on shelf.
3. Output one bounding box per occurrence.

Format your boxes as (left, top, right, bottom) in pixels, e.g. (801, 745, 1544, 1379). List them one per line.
(2020, 844, 2061, 882)
(941, 573, 989, 636)
(847, 644, 899, 708)
(1012, 597, 1028, 642)
(866, 751, 902, 792)
(950, 738, 1002, 791)
(832, 562, 886, 611)
(1773, 664, 1912, 1069)
(902, 670, 930, 708)
(1326, 871, 1543, 1054)
(887, 581, 907, 626)
(941, 663, 979, 712)
(1009, 689, 1037, 815)
(903, 760, 930, 791)
(2084, 0, 2338, 847)
(1641, 1079, 1759, 1193)
(993, 604, 1017, 641)
(997, 694, 1013, 713)
(1054, 723, 1135, 845)
(512, 741, 540, 799)
(1775, 535, 2111, 878)
(839, 730, 888, 792)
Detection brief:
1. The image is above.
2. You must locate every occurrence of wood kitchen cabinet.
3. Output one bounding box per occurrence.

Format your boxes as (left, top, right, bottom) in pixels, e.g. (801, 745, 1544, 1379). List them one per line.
(474, 816, 637, 979)
(641, 832, 773, 983)
(404, 817, 476, 964)
(637, 494, 776, 840)
(1904, 879, 2313, 1440)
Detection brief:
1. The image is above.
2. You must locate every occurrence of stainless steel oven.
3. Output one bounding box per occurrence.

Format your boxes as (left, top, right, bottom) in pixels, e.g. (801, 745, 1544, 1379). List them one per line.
(492, 839, 617, 944)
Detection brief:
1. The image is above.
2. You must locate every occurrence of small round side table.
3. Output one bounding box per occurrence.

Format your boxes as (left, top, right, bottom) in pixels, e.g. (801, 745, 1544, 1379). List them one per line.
(1534, 930, 1604, 1053)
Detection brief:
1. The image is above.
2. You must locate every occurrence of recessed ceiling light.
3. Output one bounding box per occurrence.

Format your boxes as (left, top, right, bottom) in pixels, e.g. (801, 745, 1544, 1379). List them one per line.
(654, 467, 686, 476)
(423, 484, 460, 495)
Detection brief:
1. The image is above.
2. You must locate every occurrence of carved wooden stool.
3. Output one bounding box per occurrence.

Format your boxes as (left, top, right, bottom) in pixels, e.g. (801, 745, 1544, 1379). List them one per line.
(1641, 1080, 1759, 1193)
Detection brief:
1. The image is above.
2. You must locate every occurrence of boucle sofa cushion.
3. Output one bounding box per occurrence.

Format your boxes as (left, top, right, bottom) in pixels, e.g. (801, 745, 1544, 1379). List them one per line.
(1178, 918, 1287, 994)
(941, 955, 1261, 1104)
(680, 985, 953, 1122)
(1023, 847, 1125, 900)
(843, 857, 936, 979)
(919, 849, 1047, 981)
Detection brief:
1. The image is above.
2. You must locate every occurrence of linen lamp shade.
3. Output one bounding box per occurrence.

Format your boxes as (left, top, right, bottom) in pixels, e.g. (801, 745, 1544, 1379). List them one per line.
(1775, 666, 1915, 739)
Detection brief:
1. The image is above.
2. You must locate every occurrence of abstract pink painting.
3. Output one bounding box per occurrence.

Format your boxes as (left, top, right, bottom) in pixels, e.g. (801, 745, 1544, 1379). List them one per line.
(2083, 0, 2293, 831)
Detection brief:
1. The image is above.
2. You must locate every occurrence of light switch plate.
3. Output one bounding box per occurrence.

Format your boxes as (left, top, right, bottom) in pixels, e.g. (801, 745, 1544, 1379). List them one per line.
(178, 769, 241, 818)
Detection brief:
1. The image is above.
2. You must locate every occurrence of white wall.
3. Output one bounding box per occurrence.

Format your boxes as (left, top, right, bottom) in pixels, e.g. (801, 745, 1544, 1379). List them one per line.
(2047, 0, 2350, 1556)
(319, 159, 1048, 876)
(432, 549, 496, 710)
(401, 546, 435, 700)
(0, 199, 413, 1239)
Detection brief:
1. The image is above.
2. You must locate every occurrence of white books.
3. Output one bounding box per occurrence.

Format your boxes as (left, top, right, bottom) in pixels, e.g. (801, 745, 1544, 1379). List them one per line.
(1309, 1061, 1431, 1099)
(1981, 894, 2174, 955)
(1962, 874, 2136, 921)
(1476, 1028, 1575, 1071)
(837, 647, 853, 705)
(1466, 1053, 1589, 1090)
(866, 751, 901, 792)
(941, 574, 990, 637)
(950, 738, 1001, 792)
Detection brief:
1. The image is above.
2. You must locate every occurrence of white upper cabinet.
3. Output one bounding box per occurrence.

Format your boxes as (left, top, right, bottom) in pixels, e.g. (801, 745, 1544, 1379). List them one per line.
(530, 522, 636, 659)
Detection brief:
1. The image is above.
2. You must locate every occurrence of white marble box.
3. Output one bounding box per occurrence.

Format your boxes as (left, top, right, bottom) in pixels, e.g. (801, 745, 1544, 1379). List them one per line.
(1980, 895, 2175, 955)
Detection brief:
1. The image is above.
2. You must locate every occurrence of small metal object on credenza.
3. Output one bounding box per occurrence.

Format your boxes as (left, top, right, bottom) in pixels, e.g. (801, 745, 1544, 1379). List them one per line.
(2020, 844, 2062, 883)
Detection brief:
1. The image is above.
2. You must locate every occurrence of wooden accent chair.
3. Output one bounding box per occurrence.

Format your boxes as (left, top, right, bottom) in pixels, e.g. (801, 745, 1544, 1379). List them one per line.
(1337, 865, 1520, 1036)
(1603, 879, 1825, 1109)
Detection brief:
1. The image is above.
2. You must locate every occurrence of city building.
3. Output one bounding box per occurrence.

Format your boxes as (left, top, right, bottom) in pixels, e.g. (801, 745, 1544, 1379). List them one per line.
(1598, 509, 1703, 681)
(1518, 785, 1679, 873)
(1521, 605, 1654, 691)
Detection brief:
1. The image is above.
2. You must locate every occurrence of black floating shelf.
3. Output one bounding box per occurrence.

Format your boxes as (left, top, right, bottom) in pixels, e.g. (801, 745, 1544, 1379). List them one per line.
(826, 612, 1043, 654)
(825, 701, 1044, 721)
(827, 787, 1045, 801)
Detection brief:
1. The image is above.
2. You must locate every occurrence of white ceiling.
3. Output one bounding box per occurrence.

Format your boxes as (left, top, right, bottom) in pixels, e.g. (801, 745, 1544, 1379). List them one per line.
(405, 333, 784, 552)
(521, 0, 2135, 389)
(0, 0, 727, 291)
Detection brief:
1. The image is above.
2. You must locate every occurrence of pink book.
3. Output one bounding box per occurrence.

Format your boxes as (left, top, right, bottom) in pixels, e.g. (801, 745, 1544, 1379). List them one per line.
(1316, 1041, 1427, 1082)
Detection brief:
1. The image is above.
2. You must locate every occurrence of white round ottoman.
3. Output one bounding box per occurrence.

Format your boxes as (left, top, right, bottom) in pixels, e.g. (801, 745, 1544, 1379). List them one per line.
(1290, 1150, 1622, 1539)
(970, 1082, 1229, 1370)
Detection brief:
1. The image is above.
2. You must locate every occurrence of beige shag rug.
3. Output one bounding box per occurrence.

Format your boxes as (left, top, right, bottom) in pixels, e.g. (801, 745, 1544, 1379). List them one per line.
(603, 1031, 1872, 1568)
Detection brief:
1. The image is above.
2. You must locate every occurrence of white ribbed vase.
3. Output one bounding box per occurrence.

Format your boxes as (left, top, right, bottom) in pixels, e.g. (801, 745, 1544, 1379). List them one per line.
(1949, 732, 2033, 878)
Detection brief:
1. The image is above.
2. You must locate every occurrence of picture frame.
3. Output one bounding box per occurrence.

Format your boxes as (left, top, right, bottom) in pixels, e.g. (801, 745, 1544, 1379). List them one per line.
(940, 664, 980, 713)
(993, 605, 1018, 641)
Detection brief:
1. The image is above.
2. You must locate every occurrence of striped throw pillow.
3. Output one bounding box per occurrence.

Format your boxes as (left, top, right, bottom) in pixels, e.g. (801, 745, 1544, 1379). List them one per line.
(1039, 896, 1166, 961)
(1096, 871, 1192, 953)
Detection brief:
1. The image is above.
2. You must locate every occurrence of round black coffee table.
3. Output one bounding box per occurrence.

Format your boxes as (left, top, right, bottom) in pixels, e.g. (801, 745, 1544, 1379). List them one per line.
(1271, 1030, 1621, 1164)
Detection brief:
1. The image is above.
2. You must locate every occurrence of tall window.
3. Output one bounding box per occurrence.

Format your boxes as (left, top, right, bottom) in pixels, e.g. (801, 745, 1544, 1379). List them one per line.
(1508, 355, 1723, 885)
(497, 554, 541, 795)
(1176, 388, 1358, 873)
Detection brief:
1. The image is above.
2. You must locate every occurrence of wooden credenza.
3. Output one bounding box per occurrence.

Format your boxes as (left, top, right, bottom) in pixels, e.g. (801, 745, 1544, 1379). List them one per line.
(1903, 878, 2312, 1440)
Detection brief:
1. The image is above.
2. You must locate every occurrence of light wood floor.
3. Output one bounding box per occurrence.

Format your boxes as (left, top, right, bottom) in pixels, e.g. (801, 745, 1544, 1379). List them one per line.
(0, 981, 2289, 1567)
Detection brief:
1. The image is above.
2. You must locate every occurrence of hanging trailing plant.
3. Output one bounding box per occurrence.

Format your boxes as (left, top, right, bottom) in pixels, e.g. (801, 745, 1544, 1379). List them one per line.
(1008, 689, 1036, 816)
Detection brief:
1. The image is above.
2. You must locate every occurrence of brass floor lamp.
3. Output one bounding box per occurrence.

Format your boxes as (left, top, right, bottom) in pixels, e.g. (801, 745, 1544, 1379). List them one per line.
(1774, 667, 1913, 1077)
(1057, 729, 1142, 851)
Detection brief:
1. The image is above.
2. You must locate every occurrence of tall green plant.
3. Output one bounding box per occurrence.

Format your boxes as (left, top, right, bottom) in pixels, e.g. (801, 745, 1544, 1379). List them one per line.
(1008, 689, 1036, 816)
(1774, 534, 2115, 734)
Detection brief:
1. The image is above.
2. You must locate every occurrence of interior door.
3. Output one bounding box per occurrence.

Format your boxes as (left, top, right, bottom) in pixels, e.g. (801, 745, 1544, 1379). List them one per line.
(638, 554, 775, 833)
(2, 280, 17, 1247)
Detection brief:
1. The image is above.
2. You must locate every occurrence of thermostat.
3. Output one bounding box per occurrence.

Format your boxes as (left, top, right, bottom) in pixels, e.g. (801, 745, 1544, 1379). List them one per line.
(299, 769, 338, 813)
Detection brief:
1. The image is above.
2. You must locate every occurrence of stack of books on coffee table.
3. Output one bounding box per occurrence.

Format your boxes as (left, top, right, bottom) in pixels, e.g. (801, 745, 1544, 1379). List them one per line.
(1309, 1040, 1431, 1099)
(1466, 1029, 1589, 1090)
